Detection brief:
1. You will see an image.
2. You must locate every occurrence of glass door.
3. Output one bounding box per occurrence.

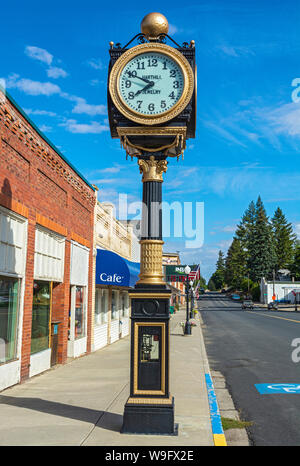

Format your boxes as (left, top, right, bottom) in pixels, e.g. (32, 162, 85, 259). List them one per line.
(31, 281, 51, 354)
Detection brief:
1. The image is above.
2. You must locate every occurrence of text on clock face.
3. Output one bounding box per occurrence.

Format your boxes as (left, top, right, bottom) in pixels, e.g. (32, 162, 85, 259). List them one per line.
(119, 52, 184, 115)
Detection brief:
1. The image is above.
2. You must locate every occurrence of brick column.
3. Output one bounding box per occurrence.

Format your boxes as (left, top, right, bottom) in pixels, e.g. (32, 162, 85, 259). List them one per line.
(20, 215, 35, 382)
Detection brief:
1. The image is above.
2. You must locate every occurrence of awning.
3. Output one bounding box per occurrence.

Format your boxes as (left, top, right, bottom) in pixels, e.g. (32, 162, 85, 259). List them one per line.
(96, 249, 140, 288)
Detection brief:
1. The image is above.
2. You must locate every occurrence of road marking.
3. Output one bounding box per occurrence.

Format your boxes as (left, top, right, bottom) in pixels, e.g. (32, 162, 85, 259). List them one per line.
(255, 384, 300, 394)
(247, 311, 300, 324)
(205, 373, 227, 446)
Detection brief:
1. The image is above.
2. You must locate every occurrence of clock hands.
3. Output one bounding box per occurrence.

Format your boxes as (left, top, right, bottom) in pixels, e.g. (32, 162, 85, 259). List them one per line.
(135, 81, 155, 96)
(126, 72, 152, 84)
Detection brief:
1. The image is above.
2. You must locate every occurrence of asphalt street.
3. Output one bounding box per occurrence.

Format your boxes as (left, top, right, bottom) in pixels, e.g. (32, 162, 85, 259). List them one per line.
(199, 292, 300, 446)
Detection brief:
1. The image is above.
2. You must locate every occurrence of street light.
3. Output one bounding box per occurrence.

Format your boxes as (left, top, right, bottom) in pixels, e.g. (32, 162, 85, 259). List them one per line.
(190, 284, 195, 318)
(184, 266, 192, 335)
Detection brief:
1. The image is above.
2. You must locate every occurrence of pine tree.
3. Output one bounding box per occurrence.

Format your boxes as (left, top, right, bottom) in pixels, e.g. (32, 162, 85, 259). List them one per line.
(290, 241, 300, 280)
(208, 251, 226, 290)
(224, 237, 247, 289)
(249, 196, 276, 282)
(207, 278, 216, 291)
(235, 200, 256, 273)
(271, 207, 296, 271)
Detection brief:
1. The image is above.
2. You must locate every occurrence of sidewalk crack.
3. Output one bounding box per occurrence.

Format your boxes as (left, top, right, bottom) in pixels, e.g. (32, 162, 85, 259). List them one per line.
(79, 382, 129, 446)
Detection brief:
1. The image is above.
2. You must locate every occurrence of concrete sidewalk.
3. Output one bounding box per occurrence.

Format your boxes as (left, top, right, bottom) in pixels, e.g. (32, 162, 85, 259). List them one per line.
(0, 309, 214, 446)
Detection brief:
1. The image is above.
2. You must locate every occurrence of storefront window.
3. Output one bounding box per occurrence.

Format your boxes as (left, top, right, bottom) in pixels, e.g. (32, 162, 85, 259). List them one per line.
(121, 292, 126, 317)
(95, 288, 108, 326)
(75, 286, 85, 340)
(0, 276, 19, 363)
(111, 290, 118, 320)
(31, 281, 51, 355)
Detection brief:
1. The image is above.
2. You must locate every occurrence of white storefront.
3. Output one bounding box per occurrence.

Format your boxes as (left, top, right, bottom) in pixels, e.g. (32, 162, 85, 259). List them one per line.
(67, 241, 90, 358)
(0, 206, 27, 391)
(261, 277, 300, 304)
(30, 225, 65, 377)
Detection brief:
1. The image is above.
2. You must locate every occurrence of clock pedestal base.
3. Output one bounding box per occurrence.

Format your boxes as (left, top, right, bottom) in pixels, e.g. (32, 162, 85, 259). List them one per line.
(120, 283, 177, 436)
(121, 397, 178, 436)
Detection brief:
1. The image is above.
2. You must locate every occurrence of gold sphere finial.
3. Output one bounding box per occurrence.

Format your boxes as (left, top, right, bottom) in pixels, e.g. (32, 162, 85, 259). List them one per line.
(141, 12, 169, 40)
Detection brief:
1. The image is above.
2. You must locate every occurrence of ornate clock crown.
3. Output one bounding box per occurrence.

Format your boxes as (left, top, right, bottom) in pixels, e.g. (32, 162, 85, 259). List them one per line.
(140, 12, 169, 41)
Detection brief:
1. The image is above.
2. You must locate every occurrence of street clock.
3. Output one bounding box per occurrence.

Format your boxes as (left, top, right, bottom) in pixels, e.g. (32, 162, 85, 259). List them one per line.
(107, 12, 197, 436)
(109, 43, 194, 126)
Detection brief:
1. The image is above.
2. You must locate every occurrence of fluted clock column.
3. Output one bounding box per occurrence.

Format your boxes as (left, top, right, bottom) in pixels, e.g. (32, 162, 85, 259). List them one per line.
(137, 155, 167, 286)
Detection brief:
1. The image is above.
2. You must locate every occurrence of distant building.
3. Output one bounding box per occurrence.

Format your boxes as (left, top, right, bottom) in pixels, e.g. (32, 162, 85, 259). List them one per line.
(92, 202, 140, 352)
(260, 277, 300, 304)
(162, 252, 181, 265)
(163, 252, 185, 305)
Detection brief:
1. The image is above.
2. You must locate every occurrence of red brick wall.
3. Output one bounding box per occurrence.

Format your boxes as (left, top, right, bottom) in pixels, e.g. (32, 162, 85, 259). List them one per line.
(0, 91, 96, 381)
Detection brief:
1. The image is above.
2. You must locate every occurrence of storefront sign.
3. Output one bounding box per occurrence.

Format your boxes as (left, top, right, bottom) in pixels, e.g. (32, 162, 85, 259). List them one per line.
(96, 249, 140, 287)
(99, 273, 124, 284)
(165, 265, 197, 282)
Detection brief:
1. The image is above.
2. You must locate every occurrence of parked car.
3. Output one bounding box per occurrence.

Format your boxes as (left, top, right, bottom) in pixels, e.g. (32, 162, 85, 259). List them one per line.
(268, 302, 278, 310)
(242, 299, 254, 310)
(231, 294, 241, 300)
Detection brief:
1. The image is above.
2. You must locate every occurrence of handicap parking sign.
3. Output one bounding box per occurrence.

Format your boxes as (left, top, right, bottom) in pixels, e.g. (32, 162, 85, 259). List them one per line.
(255, 383, 300, 394)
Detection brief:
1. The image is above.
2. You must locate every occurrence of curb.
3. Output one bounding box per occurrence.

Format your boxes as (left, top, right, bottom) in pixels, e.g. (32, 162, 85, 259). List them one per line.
(205, 373, 227, 446)
(196, 312, 227, 446)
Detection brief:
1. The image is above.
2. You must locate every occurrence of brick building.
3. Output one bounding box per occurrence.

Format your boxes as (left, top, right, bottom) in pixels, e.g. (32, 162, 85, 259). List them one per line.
(0, 86, 96, 391)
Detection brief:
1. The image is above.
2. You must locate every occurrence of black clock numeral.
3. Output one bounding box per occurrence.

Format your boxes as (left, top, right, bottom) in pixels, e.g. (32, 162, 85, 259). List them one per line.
(137, 100, 142, 110)
(168, 91, 175, 100)
(148, 103, 155, 111)
(127, 70, 137, 78)
(137, 61, 145, 70)
(147, 58, 158, 67)
(128, 92, 134, 100)
(161, 100, 166, 109)
(173, 81, 179, 89)
(162, 61, 167, 70)
(125, 80, 131, 88)
(170, 69, 176, 77)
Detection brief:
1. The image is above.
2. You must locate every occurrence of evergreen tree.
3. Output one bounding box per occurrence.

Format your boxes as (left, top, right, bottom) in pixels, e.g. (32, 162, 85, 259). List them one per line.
(290, 241, 300, 280)
(216, 250, 226, 276)
(235, 200, 256, 274)
(249, 196, 276, 282)
(224, 237, 247, 289)
(208, 251, 226, 290)
(271, 207, 296, 271)
(207, 278, 216, 291)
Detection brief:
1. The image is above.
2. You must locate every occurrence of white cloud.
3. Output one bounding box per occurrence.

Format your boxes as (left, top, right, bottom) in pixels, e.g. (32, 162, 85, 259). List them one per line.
(294, 223, 300, 238)
(24, 108, 57, 117)
(87, 58, 104, 70)
(218, 44, 255, 58)
(39, 124, 52, 133)
(99, 166, 122, 174)
(5, 74, 61, 96)
(89, 79, 100, 86)
(25, 46, 53, 65)
(71, 97, 106, 116)
(168, 24, 178, 35)
(222, 225, 236, 233)
(265, 102, 300, 137)
(61, 119, 109, 134)
(46, 67, 68, 79)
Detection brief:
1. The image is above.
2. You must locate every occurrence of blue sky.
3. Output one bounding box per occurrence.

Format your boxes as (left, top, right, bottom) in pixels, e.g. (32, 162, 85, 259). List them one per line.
(1, 0, 300, 280)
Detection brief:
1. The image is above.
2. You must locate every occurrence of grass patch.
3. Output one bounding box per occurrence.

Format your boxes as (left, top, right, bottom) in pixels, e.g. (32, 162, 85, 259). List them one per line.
(221, 417, 253, 431)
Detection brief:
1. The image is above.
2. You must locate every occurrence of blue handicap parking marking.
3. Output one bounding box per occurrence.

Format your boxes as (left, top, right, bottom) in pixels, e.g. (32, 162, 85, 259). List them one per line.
(255, 383, 300, 394)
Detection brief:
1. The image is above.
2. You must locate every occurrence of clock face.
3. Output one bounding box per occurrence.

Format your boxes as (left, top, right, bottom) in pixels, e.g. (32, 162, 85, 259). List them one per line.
(118, 52, 185, 116)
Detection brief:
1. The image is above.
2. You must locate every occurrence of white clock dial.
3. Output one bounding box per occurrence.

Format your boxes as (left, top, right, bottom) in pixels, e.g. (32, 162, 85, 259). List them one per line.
(118, 52, 184, 116)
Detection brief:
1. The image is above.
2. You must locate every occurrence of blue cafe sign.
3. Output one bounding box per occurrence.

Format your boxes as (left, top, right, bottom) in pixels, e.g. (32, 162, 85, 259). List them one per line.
(96, 249, 140, 287)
